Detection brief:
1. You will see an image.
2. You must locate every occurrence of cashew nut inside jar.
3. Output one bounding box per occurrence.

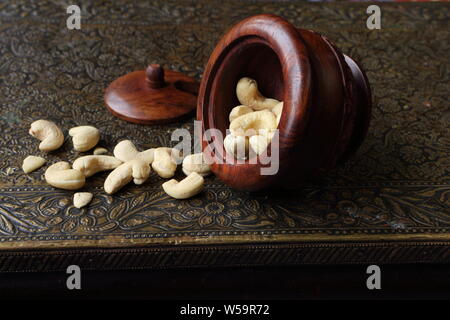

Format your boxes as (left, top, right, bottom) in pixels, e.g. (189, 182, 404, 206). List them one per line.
(197, 39, 289, 191)
(224, 77, 282, 160)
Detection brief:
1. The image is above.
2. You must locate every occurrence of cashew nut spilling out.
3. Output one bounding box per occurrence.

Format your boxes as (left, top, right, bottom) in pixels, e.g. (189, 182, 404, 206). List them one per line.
(113, 140, 154, 164)
(29, 120, 64, 152)
(152, 147, 178, 178)
(229, 105, 254, 123)
(72, 155, 122, 177)
(223, 134, 248, 160)
(69, 126, 100, 152)
(271, 101, 283, 125)
(104, 159, 151, 194)
(229, 110, 277, 137)
(22, 156, 46, 173)
(44, 162, 85, 190)
(236, 77, 280, 111)
(182, 153, 211, 177)
(249, 135, 269, 156)
(162, 172, 204, 199)
(73, 192, 93, 208)
(93, 147, 108, 155)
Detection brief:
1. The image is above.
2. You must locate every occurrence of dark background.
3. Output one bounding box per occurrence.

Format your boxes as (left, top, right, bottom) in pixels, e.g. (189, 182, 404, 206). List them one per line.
(1, 265, 449, 299)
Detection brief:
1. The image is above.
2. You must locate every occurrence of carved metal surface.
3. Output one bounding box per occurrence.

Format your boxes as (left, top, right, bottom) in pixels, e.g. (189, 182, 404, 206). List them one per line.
(0, 0, 448, 268)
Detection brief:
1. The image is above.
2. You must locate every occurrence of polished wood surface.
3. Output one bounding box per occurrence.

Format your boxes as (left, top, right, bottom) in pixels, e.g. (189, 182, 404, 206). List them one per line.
(197, 14, 372, 191)
(105, 64, 199, 124)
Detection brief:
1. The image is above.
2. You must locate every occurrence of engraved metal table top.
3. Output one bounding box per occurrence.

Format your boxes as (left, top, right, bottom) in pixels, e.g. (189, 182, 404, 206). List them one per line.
(0, 1, 448, 267)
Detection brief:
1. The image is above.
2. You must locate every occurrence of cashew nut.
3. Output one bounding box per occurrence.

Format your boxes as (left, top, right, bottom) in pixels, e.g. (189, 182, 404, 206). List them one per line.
(104, 159, 151, 194)
(69, 126, 100, 152)
(152, 147, 177, 178)
(223, 134, 248, 159)
(104, 163, 132, 194)
(160, 147, 184, 164)
(29, 120, 64, 152)
(249, 135, 269, 156)
(162, 172, 204, 199)
(236, 77, 280, 111)
(129, 159, 151, 185)
(229, 105, 254, 123)
(44, 162, 85, 190)
(113, 140, 154, 164)
(93, 147, 108, 155)
(271, 101, 283, 125)
(229, 110, 277, 137)
(22, 156, 46, 173)
(103, 140, 157, 194)
(73, 192, 93, 208)
(182, 153, 211, 177)
(72, 155, 122, 177)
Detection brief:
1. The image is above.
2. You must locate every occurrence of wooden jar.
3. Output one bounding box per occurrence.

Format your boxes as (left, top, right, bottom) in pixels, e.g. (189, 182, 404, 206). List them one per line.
(197, 14, 372, 191)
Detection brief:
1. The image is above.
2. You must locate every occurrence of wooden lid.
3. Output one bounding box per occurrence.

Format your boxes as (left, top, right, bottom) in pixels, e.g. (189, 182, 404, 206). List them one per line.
(104, 64, 199, 124)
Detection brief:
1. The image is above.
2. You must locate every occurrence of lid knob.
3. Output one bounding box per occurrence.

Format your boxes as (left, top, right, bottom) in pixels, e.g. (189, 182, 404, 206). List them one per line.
(146, 64, 165, 89)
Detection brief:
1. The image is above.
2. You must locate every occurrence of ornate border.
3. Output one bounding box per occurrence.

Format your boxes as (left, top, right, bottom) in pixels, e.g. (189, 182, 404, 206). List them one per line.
(0, 241, 448, 272)
(1, 183, 449, 251)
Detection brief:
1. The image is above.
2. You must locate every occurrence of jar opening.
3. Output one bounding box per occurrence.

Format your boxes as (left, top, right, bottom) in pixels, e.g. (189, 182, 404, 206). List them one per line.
(207, 38, 284, 163)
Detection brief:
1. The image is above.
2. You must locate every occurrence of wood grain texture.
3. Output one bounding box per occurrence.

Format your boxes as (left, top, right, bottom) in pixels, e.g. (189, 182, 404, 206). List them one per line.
(105, 65, 199, 124)
(197, 14, 372, 191)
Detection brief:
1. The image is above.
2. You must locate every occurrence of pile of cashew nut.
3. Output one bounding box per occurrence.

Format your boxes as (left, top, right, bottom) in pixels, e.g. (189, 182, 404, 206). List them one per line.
(224, 77, 283, 159)
(23, 120, 211, 208)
